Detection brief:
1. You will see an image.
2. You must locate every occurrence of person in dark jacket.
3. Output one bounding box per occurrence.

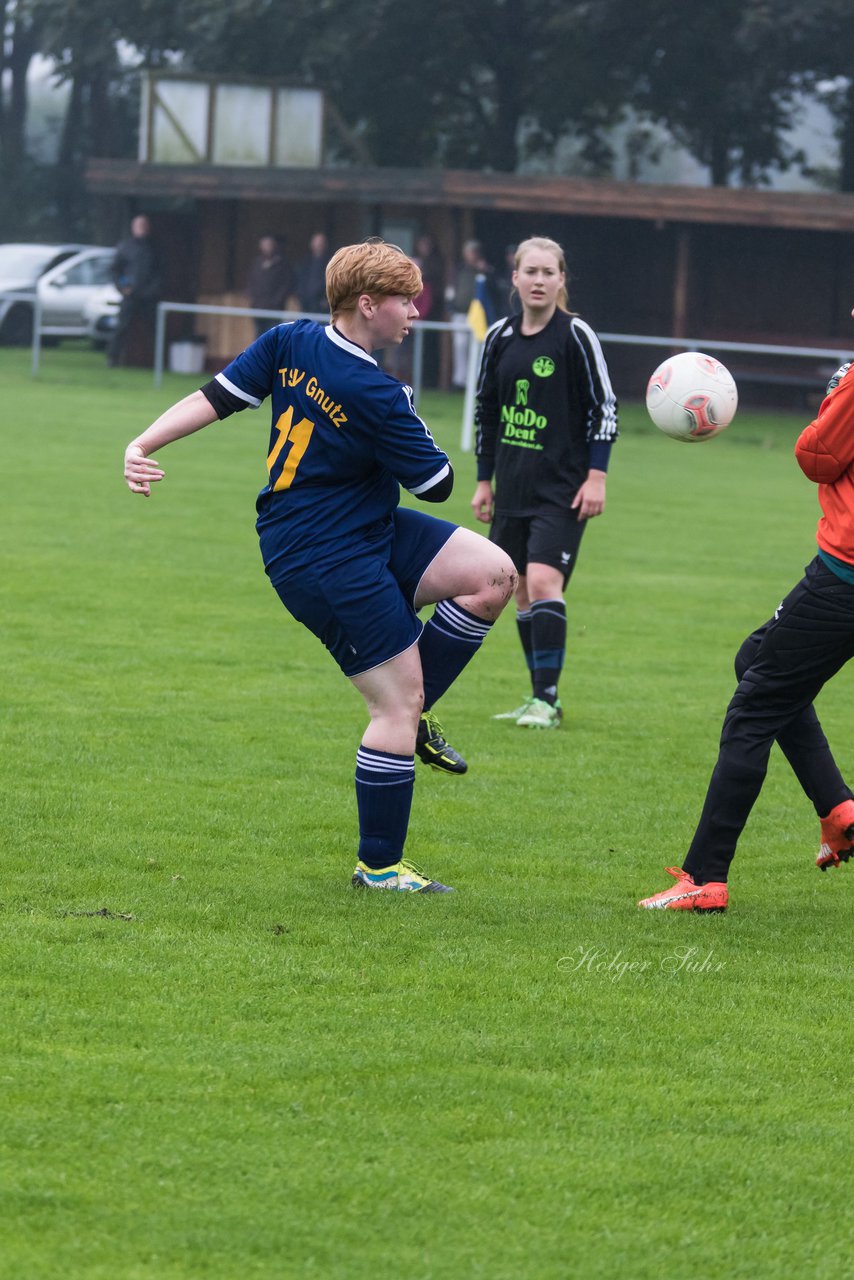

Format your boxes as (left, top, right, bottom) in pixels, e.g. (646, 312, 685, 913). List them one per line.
(294, 232, 331, 315)
(246, 234, 292, 337)
(107, 215, 161, 368)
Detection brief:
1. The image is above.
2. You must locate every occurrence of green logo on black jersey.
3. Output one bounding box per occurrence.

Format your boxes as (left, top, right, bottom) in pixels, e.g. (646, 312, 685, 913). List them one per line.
(532, 356, 555, 377)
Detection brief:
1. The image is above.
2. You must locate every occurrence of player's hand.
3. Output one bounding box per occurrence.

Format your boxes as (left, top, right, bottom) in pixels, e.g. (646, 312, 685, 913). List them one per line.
(571, 471, 606, 519)
(470, 480, 494, 524)
(124, 443, 164, 497)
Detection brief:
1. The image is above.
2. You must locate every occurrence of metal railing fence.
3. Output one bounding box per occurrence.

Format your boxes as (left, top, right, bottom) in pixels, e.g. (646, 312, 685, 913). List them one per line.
(0, 290, 95, 374)
(10, 292, 851, 452)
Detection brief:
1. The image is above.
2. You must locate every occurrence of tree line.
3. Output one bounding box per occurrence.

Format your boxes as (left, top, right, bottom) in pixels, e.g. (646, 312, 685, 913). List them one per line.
(1, 0, 852, 239)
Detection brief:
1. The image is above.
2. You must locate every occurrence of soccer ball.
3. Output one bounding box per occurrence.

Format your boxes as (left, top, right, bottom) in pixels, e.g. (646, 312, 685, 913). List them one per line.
(646, 351, 738, 442)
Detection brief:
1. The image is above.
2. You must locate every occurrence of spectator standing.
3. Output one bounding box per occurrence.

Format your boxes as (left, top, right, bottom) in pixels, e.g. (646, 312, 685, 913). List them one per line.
(412, 232, 445, 388)
(449, 240, 499, 389)
(495, 244, 518, 314)
(107, 214, 161, 368)
(295, 232, 331, 315)
(246, 234, 292, 338)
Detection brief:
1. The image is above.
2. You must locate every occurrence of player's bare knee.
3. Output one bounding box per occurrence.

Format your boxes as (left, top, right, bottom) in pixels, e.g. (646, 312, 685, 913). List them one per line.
(491, 551, 518, 612)
(370, 698, 421, 739)
(478, 552, 517, 620)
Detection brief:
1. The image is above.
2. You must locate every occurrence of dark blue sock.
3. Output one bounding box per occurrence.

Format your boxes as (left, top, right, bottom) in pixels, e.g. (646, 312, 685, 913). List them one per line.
(355, 745, 415, 869)
(530, 598, 566, 706)
(418, 599, 494, 710)
(516, 608, 535, 692)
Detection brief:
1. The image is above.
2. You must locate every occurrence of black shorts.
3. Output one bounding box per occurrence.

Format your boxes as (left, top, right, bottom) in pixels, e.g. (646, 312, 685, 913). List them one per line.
(490, 509, 586, 585)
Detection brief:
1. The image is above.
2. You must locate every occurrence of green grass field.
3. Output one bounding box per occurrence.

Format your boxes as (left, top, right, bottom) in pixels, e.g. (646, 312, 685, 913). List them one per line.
(2, 345, 852, 1279)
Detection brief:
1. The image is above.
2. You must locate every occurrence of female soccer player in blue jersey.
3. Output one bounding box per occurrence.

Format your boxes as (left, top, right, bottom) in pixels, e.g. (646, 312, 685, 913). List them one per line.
(471, 236, 618, 729)
(124, 240, 516, 893)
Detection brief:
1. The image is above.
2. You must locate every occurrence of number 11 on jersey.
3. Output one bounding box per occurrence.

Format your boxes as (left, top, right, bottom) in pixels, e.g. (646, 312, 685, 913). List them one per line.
(267, 405, 315, 491)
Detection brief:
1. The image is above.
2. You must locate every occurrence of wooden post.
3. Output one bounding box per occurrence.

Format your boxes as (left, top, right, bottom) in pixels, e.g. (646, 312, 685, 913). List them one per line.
(673, 227, 690, 340)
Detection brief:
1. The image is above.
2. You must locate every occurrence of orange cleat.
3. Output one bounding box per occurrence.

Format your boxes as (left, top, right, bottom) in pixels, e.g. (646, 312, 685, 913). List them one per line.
(816, 799, 854, 871)
(638, 866, 729, 912)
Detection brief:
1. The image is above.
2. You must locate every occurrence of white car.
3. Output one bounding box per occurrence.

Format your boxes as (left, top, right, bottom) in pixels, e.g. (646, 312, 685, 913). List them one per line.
(0, 242, 119, 344)
(0, 242, 99, 341)
(81, 279, 122, 346)
(38, 248, 122, 343)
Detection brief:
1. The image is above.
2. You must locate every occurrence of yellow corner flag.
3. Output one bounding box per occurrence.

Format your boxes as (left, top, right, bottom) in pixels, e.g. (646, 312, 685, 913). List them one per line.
(467, 297, 488, 342)
(466, 272, 495, 342)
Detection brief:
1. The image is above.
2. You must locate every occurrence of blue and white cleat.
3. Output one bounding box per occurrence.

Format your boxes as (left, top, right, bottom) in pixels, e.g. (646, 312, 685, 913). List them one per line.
(351, 859, 454, 893)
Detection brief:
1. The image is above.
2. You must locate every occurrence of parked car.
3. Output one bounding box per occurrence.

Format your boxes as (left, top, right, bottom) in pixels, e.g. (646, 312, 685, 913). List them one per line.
(82, 277, 122, 347)
(38, 248, 121, 344)
(0, 242, 115, 343)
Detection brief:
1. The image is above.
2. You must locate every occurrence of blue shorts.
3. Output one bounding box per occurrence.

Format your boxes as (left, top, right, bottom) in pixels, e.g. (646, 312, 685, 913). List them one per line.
(272, 507, 458, 677)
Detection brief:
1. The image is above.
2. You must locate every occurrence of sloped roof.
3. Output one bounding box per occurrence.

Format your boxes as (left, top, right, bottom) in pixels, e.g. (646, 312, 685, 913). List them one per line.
(85, 159, 854, 232)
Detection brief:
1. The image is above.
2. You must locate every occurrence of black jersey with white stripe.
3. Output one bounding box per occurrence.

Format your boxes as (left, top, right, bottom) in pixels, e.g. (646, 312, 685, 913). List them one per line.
(474, 309, 618, 515)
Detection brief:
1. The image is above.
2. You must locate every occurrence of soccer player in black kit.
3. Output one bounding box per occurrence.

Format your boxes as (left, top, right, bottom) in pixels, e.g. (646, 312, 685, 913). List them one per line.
(471, 237, 618, 729)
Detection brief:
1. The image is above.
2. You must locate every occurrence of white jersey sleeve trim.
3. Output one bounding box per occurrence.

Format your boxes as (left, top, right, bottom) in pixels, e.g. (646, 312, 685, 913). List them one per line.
(408, 462, 450, 496)
(215, 372, 263, 408)
(570, 317, 618, 441)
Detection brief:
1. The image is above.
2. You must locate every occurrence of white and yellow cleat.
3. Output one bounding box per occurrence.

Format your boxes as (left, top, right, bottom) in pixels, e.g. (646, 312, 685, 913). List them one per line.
(351, 859, 454, 893)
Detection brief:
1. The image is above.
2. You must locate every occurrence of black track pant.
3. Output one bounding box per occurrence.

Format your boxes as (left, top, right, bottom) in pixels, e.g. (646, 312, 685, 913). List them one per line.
(683, 556, 854, 884)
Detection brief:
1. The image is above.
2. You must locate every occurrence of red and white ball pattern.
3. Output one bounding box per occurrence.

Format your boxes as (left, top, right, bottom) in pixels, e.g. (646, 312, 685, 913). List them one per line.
(646, 351, 738, 442)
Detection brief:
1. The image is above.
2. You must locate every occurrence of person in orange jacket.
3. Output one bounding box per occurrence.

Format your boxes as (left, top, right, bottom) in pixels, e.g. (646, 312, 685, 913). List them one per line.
(639, 341, 854, 913)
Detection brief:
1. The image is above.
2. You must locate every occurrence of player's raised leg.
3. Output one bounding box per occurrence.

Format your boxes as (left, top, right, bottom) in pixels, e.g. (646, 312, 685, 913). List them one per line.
(416, 523, 516, 709)
(349, 645, 452, 893)
(411, 527, 516, 774)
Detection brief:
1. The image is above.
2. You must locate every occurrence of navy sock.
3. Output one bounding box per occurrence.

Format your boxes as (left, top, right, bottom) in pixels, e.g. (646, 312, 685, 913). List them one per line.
(355, 746, 415, 869)
(516, 608, 535, 693)
(530, 598, 566, 706)
(418, 599, 494, 710)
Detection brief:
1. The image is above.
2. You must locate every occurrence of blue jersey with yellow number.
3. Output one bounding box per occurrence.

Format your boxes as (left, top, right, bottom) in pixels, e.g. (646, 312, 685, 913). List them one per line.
(215, 320, 450, 584)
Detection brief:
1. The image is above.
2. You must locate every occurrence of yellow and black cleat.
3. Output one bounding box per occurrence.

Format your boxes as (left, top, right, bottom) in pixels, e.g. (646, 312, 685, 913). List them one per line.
(415, 711, 468, 775)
